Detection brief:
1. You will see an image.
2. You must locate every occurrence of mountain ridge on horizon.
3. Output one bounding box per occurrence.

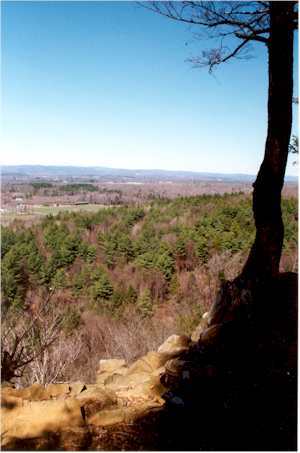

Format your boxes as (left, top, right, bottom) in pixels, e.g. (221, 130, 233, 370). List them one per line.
(1, 164, 298, 182)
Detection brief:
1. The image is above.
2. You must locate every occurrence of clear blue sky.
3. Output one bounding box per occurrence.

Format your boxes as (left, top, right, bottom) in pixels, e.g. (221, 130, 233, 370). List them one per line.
(1, 1, 298, 176)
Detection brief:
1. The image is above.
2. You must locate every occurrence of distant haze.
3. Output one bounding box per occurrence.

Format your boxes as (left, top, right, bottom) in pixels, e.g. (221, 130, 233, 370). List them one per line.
(1, 165, 298, 183)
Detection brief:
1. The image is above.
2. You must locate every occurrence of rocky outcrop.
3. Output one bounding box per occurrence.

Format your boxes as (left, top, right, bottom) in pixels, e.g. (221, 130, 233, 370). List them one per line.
(1, 334, 190, 450)
(1, 273, 297, 451)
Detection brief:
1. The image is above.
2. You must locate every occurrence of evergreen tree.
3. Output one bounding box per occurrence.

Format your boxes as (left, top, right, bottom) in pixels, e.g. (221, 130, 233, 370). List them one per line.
(137, 288, 153, 317)
(90, 274, 114, 301)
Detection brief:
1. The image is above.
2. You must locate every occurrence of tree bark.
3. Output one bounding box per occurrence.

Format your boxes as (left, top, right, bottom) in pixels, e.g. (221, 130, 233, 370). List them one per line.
(239, 1, 294, 286)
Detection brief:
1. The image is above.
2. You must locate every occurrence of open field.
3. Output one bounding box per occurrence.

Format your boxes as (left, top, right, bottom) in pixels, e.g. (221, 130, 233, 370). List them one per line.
(1, 178, 297, 226)
(1, 204, 113, 226)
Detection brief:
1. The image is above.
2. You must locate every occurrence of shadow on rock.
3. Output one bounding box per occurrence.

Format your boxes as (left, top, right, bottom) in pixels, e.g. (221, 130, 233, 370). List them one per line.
(1, 273, 297, 451)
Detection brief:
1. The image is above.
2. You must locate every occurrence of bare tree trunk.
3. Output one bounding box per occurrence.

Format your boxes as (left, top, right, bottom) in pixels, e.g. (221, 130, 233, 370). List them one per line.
(240, 1, 294, 285)
(208, 2, 295, 326)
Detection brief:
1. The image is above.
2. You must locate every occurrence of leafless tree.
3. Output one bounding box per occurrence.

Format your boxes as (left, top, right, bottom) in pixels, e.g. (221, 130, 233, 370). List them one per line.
(142, 2, 298, 294)
(1, 292, 62, 383)
(1, 293, 85, 385)
(23, 332, 83, 386)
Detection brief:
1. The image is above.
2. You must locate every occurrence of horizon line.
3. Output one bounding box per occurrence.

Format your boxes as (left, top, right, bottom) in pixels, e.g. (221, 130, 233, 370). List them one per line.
(1, 163, 298, 179)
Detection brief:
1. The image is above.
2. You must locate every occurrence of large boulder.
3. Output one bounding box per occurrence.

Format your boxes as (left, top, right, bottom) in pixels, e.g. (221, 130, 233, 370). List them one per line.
(126, 351, 170, 375)
(157, 334, 191, 356)
(104, 371, 151, 391)
(1, 335, 182, 450)
(96, 359, 128, 385)
(98, 358, 126, 374)
(2, 397, 85, 446)
(3, 382, 47, 401)
(2, 382, 88, 402)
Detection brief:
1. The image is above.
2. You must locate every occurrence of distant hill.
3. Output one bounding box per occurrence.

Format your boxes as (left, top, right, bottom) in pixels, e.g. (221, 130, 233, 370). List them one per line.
(1, 165, 298, 183)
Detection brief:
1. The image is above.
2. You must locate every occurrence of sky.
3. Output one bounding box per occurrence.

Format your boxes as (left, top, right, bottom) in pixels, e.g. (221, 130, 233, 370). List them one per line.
(1, 1, 299, 176)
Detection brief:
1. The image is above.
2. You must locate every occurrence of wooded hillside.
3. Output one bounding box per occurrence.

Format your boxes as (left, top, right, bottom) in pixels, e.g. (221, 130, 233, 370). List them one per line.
(1, 192, 297, 385)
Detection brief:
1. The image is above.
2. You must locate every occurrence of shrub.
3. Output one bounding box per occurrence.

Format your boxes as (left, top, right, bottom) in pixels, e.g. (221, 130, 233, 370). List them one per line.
(174, 238, 187, 258)
(195, 238, 209, 264)
(61, 307, 81, 333)
(126, 285, 138, 304)
(51, 268, 67, 289)
(155, 252, 175, 281)
(136, 288, 153, 317)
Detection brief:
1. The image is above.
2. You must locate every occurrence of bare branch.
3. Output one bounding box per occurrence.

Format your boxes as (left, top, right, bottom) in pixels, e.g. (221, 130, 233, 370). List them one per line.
(1, 291, 63, 383)
(139, 1, 271, 70)
(235, 31, 269, 44)
(187, 37, 252, 72)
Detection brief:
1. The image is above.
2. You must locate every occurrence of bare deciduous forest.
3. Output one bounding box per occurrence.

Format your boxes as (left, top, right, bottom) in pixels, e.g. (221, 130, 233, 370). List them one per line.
(1, 187, 297, 385)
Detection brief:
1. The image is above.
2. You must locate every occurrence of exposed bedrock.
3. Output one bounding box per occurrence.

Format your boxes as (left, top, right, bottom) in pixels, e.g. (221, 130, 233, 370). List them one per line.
(1, 273, 297, 451)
